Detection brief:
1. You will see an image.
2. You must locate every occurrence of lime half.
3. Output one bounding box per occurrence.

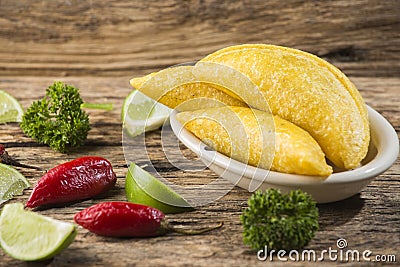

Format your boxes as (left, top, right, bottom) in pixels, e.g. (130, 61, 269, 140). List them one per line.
(0, 163, 30, 205)
(0, 203, 76, 261)
(0, 90, 24, 123)
(122, 90, 172, 137)
(125, 163, 193, 214)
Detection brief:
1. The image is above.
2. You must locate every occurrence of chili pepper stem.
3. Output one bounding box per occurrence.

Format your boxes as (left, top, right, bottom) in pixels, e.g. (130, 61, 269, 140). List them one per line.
(161, 220, 224, 235)
(0, 145, 45, 171)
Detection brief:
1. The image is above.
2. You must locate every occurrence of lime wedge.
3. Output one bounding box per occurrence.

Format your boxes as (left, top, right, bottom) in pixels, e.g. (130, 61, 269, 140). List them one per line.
(0, 90, 24, 123)
(122, 90, 172, 137)
(125, 163, 193, 214)
(0, 203, 76, 261)
(0, 163, 30, 204)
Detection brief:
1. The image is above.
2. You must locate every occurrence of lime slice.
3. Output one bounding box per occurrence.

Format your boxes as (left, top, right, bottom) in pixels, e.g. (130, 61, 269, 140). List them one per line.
(125, 163, 193, 214)
(0, 163, 30, 204)
(0, 90, 24, 123)
(0, 203, 76, 261)
(122, 90, 172, 137)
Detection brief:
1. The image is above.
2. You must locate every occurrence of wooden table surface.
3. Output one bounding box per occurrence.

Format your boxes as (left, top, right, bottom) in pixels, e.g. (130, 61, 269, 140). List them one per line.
(0, 1, 399, 266)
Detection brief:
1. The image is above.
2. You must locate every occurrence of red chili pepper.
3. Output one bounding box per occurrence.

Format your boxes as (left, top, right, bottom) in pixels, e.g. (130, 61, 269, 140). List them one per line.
(26, 156, 116, 209)
(74, 202, 223, 237)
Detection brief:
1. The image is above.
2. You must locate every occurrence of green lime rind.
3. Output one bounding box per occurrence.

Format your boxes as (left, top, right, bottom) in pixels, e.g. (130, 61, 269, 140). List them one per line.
(125, 163, 193, 214)
(0, 203, 76, 261)
(0, 163, 30, 205)
(0, 90, 24, 123)
(121, 89, 137, 123)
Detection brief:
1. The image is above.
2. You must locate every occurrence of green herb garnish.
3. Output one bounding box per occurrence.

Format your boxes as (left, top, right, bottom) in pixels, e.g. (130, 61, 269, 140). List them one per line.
(20, 81, 91, 153)
(240, 188, 319, 251)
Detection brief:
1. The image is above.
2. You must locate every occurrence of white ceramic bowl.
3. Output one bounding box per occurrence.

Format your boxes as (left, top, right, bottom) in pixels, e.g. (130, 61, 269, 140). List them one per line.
(170, 106, 399, 203)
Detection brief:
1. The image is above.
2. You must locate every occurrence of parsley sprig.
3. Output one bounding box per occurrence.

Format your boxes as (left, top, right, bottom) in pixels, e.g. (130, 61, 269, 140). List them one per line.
(20, 81, 90, 153)
(240, 189, 319, 251)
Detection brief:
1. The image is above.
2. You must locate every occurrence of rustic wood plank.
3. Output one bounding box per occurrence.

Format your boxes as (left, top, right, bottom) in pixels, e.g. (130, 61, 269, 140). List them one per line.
(0, 76, 398, 266)
(1, 0, 399, 265)
(0, 0, 398, 77)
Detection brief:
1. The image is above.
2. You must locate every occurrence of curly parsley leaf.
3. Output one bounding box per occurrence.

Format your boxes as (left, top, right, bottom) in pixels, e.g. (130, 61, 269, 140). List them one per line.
(20, 81, 90, 153)
(240, 188, 319, 251)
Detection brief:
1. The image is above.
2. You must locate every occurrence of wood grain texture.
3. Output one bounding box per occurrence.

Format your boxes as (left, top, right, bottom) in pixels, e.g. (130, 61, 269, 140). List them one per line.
(0, 0, 399, 77)
(0, 0, 399, 266)
(0, 76, 399, 266)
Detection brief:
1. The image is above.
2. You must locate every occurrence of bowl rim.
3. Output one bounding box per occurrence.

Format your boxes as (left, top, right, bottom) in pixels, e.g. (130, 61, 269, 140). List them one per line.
(170, 105, 399, 186)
